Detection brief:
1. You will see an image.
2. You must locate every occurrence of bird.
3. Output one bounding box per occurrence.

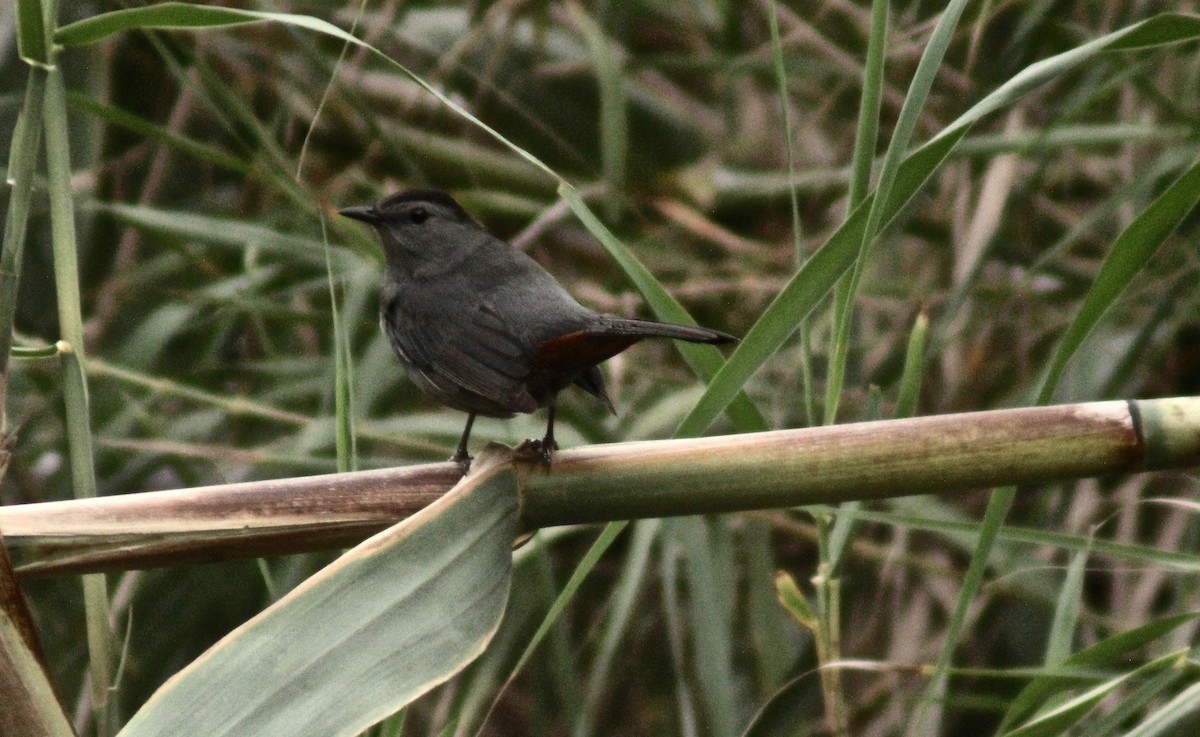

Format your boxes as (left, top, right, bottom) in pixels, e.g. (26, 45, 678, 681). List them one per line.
(340, 188, 736, 470)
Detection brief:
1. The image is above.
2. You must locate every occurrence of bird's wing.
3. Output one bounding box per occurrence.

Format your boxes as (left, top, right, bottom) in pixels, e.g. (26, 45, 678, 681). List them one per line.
(383, 291, 539, 413)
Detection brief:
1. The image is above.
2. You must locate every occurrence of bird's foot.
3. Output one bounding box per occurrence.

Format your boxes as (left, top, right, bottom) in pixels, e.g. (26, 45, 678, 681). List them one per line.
(515, 436, 557, 466)
(450, 450, 473, 474)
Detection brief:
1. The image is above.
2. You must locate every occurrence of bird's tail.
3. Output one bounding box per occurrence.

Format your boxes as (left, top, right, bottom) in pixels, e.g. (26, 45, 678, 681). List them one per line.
(594, 316, 737, 345)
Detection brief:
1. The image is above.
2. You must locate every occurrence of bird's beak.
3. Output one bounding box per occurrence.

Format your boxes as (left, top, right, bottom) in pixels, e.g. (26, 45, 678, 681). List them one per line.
(339, 205, 380, 224)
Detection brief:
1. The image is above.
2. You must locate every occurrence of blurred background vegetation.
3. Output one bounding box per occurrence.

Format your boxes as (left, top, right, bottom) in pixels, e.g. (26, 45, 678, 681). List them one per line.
(2, 1, 1199, 736)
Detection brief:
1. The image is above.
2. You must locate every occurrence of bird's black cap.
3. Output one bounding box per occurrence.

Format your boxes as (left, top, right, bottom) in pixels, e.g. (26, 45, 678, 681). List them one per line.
(377, 188, 466, 213)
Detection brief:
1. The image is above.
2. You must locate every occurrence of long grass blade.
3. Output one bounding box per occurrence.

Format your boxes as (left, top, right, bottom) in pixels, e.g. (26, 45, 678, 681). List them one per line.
(1037, 154, 1200, 403)
(0, 68, 46, 426)
(676, 12, 1200, 437)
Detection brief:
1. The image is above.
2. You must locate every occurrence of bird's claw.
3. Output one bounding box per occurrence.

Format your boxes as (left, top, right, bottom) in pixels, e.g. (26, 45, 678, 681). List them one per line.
(450, 451, 473, 474)
(515, 437, 557, 466)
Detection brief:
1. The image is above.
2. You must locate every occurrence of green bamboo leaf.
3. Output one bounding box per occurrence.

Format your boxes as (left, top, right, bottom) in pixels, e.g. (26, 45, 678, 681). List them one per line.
(1001, 651, 1185, 737)
(1037, 154, 1200, 403)
(676, 11, 1200, 438)
(328, 257, 357, 473)
(827, 0, 970, 425)
(846, 507, 1200, 572)
(926, 14, 1200, 150)
(559, 185, 768, 433)
(54, 3, 349, 47)
(0, 69, 47, 392)
(1105, 14, 1200, 49)
(15, 0, 49, 66)
(95, 202, 342, 265)
(1118, 680, 1200, 737)
(998, 612, 1200, 732)
(675, 127, 969, 438)
(117, 450, 520, 737)
(894, 309, 928, 419)
(1044, 542, 1090, 667)
(1086, 666, 1186, 736)
(67, 93, 249, 174)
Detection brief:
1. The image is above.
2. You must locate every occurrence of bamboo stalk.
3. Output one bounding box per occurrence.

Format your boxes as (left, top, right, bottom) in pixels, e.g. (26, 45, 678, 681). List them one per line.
(1, 397, 1197, 578)
(44, 56, 118, 734)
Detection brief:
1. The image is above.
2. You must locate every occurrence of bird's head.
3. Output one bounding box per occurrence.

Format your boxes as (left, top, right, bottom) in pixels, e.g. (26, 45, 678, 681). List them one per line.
(340, 189, 484, 269)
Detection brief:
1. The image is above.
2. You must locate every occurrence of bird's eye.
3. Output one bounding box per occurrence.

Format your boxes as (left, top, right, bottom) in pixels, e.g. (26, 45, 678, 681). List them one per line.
(409, 207, 429, 224)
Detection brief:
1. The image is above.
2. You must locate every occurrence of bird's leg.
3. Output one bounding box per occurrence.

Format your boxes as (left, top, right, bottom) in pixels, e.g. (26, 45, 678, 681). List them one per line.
(516, 401, 557, 466)
(451, 413, 476, 472)
(540, 402, 559, 456)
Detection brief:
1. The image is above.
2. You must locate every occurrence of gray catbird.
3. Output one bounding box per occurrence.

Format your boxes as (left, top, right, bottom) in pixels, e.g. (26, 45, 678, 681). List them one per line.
(340, 189, 736, 469)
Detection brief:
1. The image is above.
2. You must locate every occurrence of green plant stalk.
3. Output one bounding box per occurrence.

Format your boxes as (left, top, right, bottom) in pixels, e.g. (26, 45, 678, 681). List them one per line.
(44, 63, 116, 735)
(521, 396, 1198, 526)
(658, 535, 700, 732)
(0, 68, 47, 433)
(303, 0, 358, 478)
(812, 563, 848, 736)
(799, 325, 816, 426)
(824, 0, 888, 425)
(767, 0, 817, 426)
(59, 344, 115, 733)
(327, 253, 357, 474)
(766, 0, 803, 262)
(825, 390, 885, 572)
(5, 398, 1197, 577)
(761, 12, 833, 732)
(528, 539, 585, 717)
(813, 4, 890, 706)
(86, 357, 312, 425)
(907, 486, 1014, 737)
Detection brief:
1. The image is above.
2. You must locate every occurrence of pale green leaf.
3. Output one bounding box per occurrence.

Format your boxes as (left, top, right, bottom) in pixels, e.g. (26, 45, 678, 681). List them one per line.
(117, 451, 520, 737)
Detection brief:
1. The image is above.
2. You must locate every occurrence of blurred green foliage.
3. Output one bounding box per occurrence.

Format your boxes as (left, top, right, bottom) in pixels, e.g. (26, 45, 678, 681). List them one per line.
(2, 2, 1199, 736)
